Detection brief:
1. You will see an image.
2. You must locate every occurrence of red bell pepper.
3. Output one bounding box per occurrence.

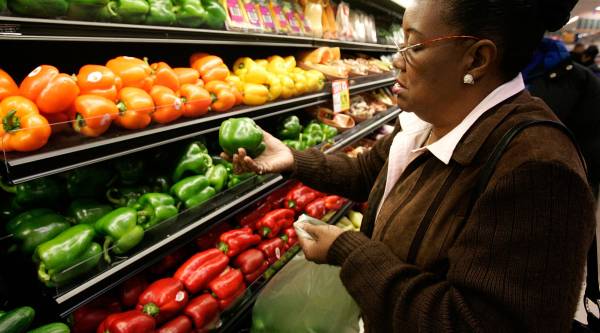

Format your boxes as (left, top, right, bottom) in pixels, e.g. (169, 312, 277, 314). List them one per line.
(183, 294, 220, 330)
(96, 310, 156, 333)
(217, 283, 246, 311)
(71, 295, 121, 333)
(281, 228, 298, 250)
(157, 315, 193, 333)
(324, 195, 347, 210)
(285, 186, 324, 212)
(216, 227, 261, 257)
(233, 248, 270, 283)
(236, 202, 272, 230)
(255, 209, 295, 239)
(150, 248, 188, 275)
(195, 223, 232, 250)
(208, 268, 245, 300)
(243, 261, 269, 284)
(173, 248, 229, 294)
(137, 278, 189, 324)
(258, 238, 286, 264)
(305, 197, 328, 219)
(120, 275, 149, 308)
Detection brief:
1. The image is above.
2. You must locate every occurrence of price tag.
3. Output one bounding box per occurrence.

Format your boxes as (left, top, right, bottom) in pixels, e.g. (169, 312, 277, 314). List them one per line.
(332, 80, 350, 113)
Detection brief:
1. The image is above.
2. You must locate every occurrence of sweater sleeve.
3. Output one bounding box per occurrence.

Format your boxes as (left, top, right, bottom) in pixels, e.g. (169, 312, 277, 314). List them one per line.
(327, 161, 596, 332)
(290, 124, 398, 202)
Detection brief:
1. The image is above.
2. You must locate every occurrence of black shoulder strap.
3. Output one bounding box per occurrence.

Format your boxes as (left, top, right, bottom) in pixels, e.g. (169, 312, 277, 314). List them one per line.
(466, 119, 599, 328)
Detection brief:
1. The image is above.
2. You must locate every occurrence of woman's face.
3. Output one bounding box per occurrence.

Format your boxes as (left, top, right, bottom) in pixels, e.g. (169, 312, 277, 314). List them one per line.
(395, 1, 472, 123)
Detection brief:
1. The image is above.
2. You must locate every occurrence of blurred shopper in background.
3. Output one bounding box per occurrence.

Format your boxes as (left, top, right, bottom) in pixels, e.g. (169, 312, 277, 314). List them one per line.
(571, 42, 586, 64)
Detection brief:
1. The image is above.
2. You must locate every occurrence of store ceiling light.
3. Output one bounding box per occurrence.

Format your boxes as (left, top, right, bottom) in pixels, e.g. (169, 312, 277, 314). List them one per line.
(567, 16, 580, 25)
(596, 6, 600, 11)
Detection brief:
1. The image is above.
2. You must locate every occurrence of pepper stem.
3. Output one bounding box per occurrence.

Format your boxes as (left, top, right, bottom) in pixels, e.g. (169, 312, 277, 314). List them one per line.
(287, 200, 296, 209)
(2, 109, 20, 132)
(261, 227, 271, 238)
(116, 101, 127, 116)
(0, 178, 16, 194)
(106, 188, 123, 205)
(37, 262, 51, 284)
(142, 302, 160, 317)
(103, 237, 113, 264)
(216, 241, 229, 254)
(73, 113, 86, 133)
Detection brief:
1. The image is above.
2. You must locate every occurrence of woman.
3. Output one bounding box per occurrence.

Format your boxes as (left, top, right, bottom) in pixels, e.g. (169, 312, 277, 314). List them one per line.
(227, 0, 595, 331)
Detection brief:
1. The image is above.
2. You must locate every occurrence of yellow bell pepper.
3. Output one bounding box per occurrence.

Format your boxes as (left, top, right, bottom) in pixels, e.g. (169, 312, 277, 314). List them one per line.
(284, 56, 297, 71)
(255, 59, 269, 68)
(291, 71, 308, 95)
(233, 57, 256, 78)
(265, 73, 282, 101)
(242, 82, 269, 106)
(278, 74, 296, 99)
(244, 65, 269, 85)
(267, 55, 287, 75)
(305, 69, 326, 92)
(226, 75, 244, 92)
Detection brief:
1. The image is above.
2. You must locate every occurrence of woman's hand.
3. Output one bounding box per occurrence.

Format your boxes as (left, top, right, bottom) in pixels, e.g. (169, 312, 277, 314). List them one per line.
(298, 223, 345, 264)
(221, 130, 295, 175)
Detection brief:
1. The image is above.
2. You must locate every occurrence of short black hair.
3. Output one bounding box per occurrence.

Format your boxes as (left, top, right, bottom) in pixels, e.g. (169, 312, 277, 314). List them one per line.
(584, 45, 599, 58)
(444, 0, 578, 79)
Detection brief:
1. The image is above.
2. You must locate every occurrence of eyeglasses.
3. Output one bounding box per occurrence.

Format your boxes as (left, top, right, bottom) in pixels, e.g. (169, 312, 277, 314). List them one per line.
(393, 35, 481, 65)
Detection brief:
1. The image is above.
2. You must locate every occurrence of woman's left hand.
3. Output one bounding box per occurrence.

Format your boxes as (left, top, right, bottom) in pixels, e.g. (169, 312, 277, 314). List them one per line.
(298, 223, 345, 264)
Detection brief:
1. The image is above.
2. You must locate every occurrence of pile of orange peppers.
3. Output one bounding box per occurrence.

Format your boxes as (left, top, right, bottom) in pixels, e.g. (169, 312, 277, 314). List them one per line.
(0, 51, 328, 153)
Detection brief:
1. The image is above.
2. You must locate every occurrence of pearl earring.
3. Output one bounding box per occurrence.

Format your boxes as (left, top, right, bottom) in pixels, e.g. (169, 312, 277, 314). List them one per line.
(463, 74, 475, 85)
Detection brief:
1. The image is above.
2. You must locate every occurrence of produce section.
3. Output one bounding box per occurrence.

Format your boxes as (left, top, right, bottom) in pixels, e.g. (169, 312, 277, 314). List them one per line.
(0, 1, 401, 331)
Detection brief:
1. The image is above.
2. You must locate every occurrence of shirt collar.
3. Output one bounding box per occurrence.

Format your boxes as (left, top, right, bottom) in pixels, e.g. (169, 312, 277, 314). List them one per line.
(403, 73, 525, 164)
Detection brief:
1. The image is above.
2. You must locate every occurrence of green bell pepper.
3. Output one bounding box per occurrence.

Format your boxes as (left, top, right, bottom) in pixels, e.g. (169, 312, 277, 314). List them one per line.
(35, 224, 96, 286)
(67, 0, 110, 20)
(201, 0, 226, 29)
(145, 0, 176, 25)
(171, 175, 209, 201)
(219, 118, 266, 158)
(8, 210, 70, 254)
(283, 139, 304, 151)
(227, 172, 254, 188)
(66, 165, 115, 199)
(68, 199, 113, 225)
(0, 0, 6, 12)
(184, 186, 216, 208)
(27, 322, 71, 333)
(7, 0, 68, 18)
(1, 177, 62, 209)
(133, 193, 179, 230)
(320, 123, 338, 140)
(44, 242, 101, 287)
(300, 133, 318, 148)
(206, 164, 228, 192)
(174, 0, 207, 28)
(148, 175, 171, 193)
(5, 208, 53, 234)
(100, 0, 149, 24)
(0, 306, 35, 333)
(277, 115, 302, 140)
(172, 141, 213, 182)
(115, 156, 146, 185)
(106, 185, 149, 207)
(95, 207, 144, 262)
(303, 122, 324, 143)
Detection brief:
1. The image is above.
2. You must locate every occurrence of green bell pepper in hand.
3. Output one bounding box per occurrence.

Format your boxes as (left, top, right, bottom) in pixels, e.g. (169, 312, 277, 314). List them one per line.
(174, 0, 207, 28)
(146, 0, 176, 25)
(277, 115, 302, 140)
(47, 242, 101, 287)
(67, 0, 109, 20)
(66, 165, 115, 199)
(219, 118, 266, 158)
(185, 186, 216, 208)
(95, 207, 144, 263)
(201, 0, 226, 29)
(206, 164, 228, 192)
(68, 199, 113, 225)
(133, 193, 179, 230)
(34, 224, 96, 286)
(8, 210, 70, 254)
(7, 0, 68, 17)
(173, 141, 213, 182)
(1, 177, 62, 209)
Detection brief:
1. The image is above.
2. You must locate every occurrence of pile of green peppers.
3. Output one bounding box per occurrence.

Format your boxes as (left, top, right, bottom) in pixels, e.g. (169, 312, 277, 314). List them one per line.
(276, 115, 338, 151)
(5, 0, 227, 29)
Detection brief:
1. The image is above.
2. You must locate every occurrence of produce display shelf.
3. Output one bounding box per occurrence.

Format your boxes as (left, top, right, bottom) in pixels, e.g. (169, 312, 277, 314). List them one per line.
(47, 105, 401, 318)
(0, 16, 398, 52)
(0, 72, 397, 184)
(217, 201, 355, 333)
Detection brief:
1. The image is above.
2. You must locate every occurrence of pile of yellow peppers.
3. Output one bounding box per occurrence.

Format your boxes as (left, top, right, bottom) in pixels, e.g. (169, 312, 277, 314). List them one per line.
(231, 55, 326, 106)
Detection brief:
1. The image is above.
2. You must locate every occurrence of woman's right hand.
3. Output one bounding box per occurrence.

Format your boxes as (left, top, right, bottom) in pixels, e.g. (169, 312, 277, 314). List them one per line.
(221, 130, 295, 175)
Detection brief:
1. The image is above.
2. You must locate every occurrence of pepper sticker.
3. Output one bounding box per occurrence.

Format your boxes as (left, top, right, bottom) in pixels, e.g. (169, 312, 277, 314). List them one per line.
(87, 71, 103, 83)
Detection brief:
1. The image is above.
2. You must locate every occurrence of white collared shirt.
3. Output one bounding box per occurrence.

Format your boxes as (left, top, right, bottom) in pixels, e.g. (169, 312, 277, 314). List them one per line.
(379, 73, 526, 205)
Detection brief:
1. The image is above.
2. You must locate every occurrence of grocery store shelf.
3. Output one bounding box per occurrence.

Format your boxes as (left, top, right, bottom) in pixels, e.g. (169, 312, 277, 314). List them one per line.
(0, 72, 397, 184)
(48, 104, 397, 317)
(0, 16, 398, 52)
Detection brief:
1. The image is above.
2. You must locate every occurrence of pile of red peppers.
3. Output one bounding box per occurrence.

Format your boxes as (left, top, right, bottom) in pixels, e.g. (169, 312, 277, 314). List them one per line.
(75, 181, 346, 333)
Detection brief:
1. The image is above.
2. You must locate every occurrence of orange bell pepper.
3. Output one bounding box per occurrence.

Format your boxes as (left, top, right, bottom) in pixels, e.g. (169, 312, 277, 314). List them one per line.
(151, 62, 180, 92)
(20, 65, 80, 114)
(189, 52, 210, 67)
(76, 65, 123, 102)
(205, 80, 236, 112)
(71, 95, 119, 137)
(0, 68, 19, 101)
(179, 84, 211, 118)
(114, 87, 154, 130)
(0, 96, 51, 152)
(150, 85, 183, 124)
(106, 56, 154, 92)
(174, 68, 200, 86)
(191, 56, 230, 82)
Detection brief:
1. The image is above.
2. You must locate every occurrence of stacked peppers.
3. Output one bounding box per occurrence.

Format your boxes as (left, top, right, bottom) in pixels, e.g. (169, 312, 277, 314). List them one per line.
(277, 117, 339, 151)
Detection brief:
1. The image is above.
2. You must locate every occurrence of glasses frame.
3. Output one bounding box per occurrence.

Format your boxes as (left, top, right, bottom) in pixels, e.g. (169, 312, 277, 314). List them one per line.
(393, 35, 481, 65)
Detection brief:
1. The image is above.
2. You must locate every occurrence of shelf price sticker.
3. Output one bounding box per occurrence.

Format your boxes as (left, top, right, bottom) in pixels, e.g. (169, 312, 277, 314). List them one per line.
(332, 80, 350, 113)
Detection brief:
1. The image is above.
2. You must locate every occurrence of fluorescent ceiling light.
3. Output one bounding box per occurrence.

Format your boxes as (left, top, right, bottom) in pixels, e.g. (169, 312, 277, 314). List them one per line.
(596, 6, 600, 11)
(567, 16, 580, 25)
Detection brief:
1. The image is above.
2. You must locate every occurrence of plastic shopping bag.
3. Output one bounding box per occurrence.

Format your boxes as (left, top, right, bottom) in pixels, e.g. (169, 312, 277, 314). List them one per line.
(251, 253, 360, 333)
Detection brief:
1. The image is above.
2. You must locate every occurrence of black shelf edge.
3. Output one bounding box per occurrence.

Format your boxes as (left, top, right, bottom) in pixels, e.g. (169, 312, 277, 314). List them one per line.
(0, 16, 398, 52)
(1, 72, 397, 184)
